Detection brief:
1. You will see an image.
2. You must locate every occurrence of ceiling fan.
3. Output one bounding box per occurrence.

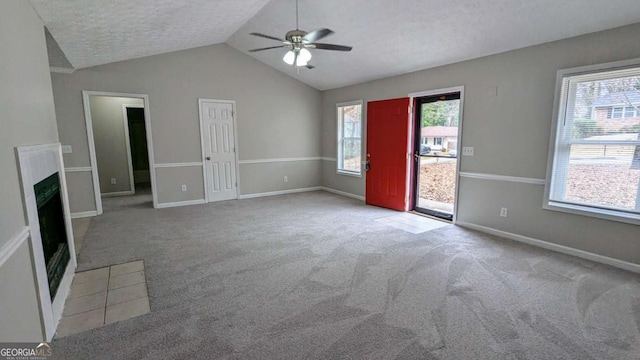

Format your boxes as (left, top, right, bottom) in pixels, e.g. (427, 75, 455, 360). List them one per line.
(248, 0, 352, 68)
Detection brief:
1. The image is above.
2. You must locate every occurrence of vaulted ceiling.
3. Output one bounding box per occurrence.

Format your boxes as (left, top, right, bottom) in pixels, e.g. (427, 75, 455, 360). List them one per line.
(32, 0, 640, 90)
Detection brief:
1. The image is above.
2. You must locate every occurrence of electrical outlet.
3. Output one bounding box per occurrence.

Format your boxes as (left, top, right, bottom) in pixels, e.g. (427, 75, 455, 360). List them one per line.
(283, 176, 288, 183)
(462, 147, 474, 156)
(61, 145, 73, 154)
(110, 178, 116, 185)
(181, 184, 187, 192)
(500, 207, 508, 217)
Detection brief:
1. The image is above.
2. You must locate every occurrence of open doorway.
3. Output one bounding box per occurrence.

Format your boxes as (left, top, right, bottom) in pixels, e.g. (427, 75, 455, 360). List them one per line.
(82, 91, 157, 214)
(124, 105, 151, 194)
(411, 89, 463, 221)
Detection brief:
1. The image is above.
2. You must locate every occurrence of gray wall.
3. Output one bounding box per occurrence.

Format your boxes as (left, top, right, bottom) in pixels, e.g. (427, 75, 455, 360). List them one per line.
(321, 23, 640, 265)
(0, 0, 58, 341)
(65, 171, 96, 213)
(89, 96, 143, 194)
(52, 43, 321, 209)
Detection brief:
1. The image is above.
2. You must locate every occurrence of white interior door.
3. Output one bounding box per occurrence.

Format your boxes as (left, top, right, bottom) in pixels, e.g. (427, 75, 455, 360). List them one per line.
(200, 100, 238, 202)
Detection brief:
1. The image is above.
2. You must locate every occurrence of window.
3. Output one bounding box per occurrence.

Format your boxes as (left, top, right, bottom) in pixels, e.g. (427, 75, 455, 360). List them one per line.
(612, 107, 624, 118)
(434, 137, 443, 146)
(607, 106, 637, 119)
(337, 100, 363, 176)
(625, 106, 636, 118)
(546, 61, 640, 224)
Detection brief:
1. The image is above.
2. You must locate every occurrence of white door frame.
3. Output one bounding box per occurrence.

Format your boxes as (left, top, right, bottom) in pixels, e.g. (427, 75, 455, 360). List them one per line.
(82, 91, 158, 213)
(121, 104, 146, 194)
(408, 86, 465, 224)
(198, 98, 241, 202)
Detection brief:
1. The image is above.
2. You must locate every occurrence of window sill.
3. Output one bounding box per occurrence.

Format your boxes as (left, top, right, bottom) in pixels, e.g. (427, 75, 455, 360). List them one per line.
(544, 201, 640, 226)
(337, 170, 362, 178)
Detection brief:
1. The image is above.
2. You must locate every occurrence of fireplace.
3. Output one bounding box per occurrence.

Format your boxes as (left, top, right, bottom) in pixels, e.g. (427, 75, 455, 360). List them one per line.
(34, 173, 70, 300)
(16, 143, 77, 340)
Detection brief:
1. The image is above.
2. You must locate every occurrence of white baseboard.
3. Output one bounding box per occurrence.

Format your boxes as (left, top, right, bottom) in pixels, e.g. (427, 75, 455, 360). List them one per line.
(157, 199, 206, 209)
(321, 187, 365, 201)
(0, 227, 29, 268)
(456, 221, 640, 274)
(71, 211, 98, 219)
(239, 187, 322, 200)
(101, 191, 135, 198)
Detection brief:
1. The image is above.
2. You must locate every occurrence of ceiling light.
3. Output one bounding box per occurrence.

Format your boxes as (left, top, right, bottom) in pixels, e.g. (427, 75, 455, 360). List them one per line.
(298, 48, 311, 63)
(283, 50, 295, 65)
(283, 49, 312, 66)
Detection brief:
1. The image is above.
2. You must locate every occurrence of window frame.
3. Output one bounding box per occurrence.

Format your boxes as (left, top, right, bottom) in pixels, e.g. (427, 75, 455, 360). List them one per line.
(336, 100, 363, 177)
(544, 58, 640, 225)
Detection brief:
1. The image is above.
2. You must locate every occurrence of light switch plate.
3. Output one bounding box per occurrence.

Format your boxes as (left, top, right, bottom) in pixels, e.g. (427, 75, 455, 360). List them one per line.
(61, 145, 72, 154)
(462, 146, 474, 156)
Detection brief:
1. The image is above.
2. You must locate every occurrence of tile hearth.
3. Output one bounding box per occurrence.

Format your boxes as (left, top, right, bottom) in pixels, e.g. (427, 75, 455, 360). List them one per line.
(56, 260, 150, 338)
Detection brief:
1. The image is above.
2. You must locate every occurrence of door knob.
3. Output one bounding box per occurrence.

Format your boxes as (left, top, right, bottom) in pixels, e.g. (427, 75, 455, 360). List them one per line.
(206, 156, 211, 160)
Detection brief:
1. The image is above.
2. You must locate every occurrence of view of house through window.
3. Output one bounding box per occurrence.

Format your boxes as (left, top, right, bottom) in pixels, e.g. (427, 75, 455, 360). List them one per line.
(548, 66, 640, 219)
(414, 93, 461, 220)
(337, 101, 363, 175)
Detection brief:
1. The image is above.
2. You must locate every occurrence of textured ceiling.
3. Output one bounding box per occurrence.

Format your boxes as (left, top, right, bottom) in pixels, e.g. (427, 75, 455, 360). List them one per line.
(32, 0, 640, 90)
(31, 0, 272, 69)
(227, 0, 640, 90)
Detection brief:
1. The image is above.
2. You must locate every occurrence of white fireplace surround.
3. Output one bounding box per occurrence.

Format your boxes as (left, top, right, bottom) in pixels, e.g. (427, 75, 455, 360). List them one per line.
(16, 143, 76, 341)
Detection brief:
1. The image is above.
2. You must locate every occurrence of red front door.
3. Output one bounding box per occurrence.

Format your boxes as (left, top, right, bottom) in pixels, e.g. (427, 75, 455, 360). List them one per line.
(366, 98, 411, 211)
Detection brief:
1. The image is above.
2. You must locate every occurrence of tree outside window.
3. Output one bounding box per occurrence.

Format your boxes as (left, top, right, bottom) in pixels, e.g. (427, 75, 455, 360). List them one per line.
(337, 101, 363, 175)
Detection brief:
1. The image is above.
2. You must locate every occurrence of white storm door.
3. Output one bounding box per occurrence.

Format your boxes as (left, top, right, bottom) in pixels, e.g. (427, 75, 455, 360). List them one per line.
(201, 101, 238, 202)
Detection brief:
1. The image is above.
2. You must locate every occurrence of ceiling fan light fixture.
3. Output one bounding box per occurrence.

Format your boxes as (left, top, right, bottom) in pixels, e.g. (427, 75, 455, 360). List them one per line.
(283, 50, 295, 65)
(249, 0, 351, 69)
(283, 49, 312, 66)
(299, 48, 311, 62)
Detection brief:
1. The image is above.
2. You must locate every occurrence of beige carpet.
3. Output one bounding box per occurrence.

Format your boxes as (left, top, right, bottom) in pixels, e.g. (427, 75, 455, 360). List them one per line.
(52, 191, 640, 359)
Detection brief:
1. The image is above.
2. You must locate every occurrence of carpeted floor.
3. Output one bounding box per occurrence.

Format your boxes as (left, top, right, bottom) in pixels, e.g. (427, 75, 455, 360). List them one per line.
(53, 191, 640, 359)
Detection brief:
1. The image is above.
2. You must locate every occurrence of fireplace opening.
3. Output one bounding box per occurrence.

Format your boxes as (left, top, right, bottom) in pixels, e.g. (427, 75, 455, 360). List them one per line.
(34, 172, 70, 300)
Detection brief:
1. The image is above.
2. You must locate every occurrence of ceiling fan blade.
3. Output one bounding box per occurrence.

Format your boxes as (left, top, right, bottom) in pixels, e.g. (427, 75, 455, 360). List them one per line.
(312, 43, 353, 51)
(303, 28, 333, 43)
(250, 32, 285, 42)
(248, 45, 287, 52)
(305, 64, 315, 69)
